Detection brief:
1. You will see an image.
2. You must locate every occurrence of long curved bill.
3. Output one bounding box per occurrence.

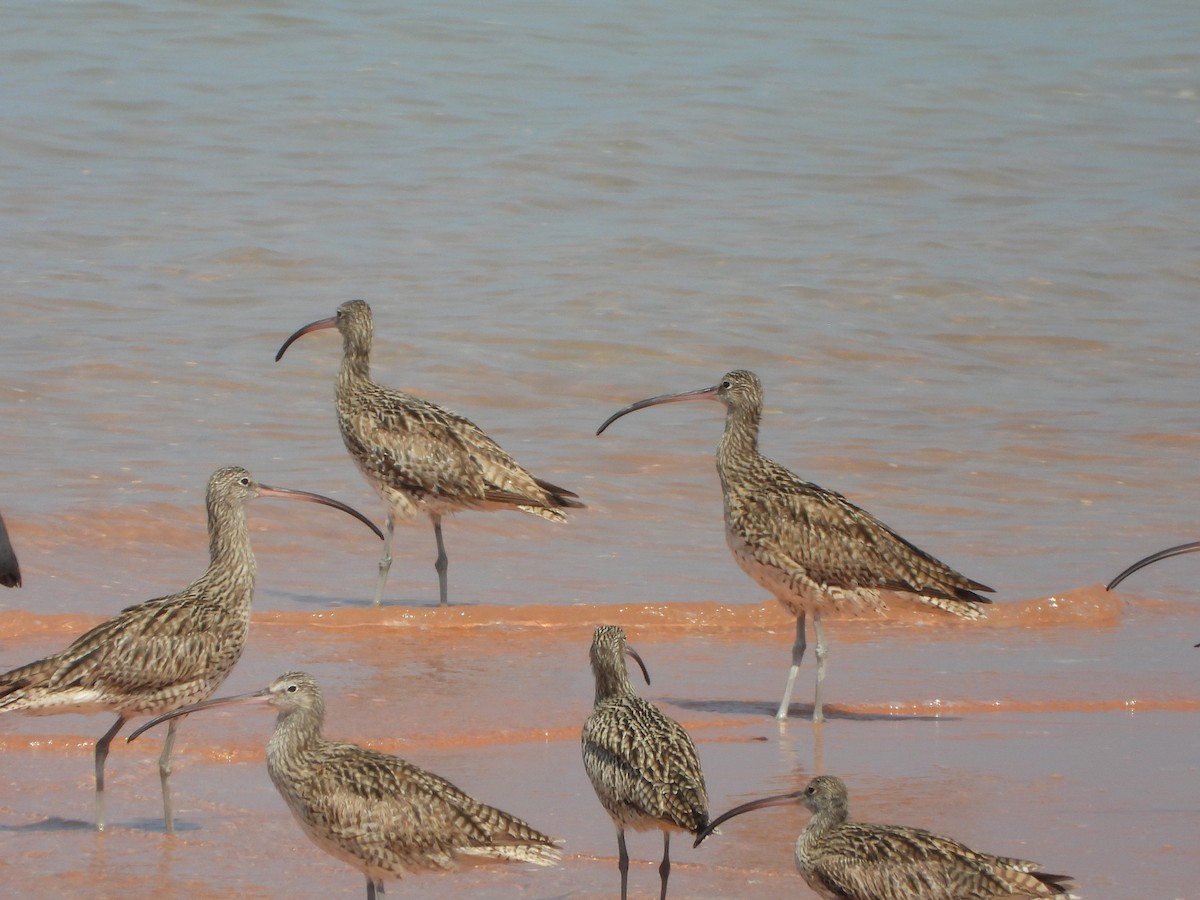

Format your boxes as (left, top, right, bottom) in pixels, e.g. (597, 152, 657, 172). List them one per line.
(258, 484, 384, 541)
(275, 315, 337, 362)
(127, 686, 274, 743)
(596, 383, 721, 436)
(693, 789, 805, 847)
(1106, 540, 1200, 591)
(626, 645, 652, 687)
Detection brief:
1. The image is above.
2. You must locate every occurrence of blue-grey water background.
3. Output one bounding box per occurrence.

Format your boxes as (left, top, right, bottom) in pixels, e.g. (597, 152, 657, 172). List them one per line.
(2, 2, 1198, 897)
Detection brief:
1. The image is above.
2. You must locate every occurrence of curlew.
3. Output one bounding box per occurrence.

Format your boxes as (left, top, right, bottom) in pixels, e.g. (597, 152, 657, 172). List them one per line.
(0, 467, 381, 832)
(598, 369, 993, 723)
(276, 299, 584, 607)
(0, 510, 20, 587)
(129, 671, 560, 899)
(695, 775, 1075, 900)
(582, 625, 709, 900)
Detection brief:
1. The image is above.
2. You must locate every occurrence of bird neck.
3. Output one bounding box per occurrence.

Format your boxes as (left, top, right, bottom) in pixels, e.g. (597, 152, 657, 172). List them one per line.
(205, 499, 257, 588)
(592, 665, 635, 706)
(716, 401, 762, 473)
(801, 798, 849, 846)
(267, 705, 324, 771)
(337, 330, 372, 386)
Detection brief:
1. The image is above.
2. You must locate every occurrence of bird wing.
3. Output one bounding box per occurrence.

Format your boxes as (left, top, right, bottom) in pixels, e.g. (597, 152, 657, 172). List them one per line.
(280, 741, 558, 874)
(729, 457, 992, 604)
(0, 588, 246, 710)
(811, 823, 1029, 900)
(582, 698, 709, 832)
(340, 385, 566, 512)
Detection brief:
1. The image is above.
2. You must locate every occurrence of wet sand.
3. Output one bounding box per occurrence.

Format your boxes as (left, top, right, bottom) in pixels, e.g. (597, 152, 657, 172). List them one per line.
(2, 588, 1197, 898)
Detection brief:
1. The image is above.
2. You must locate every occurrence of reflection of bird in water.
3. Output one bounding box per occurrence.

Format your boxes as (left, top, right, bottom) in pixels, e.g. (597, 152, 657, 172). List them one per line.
(0, 510, 20, 587)
(582, 625, 709, 900)
(598, 369, 992, 722)
(696, 775, 1075, 900)
(0, 467, 381, 832)
(276, 299, 584, 607)
(130, 671, 561, 900)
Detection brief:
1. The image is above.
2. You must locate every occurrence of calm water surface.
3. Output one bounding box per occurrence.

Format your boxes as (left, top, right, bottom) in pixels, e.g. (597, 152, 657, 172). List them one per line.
(2, 1, 1198, 897)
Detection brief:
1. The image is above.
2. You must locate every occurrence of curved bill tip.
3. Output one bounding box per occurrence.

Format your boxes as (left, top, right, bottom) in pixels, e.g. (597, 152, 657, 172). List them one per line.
(595, 384, 721, 436)
(257, 484, 385, 540)
(275, 316, 336, 362)
(625, 645, 651, 686)
(1106, 540, 1200, 591)
(693, 790, 806, 847)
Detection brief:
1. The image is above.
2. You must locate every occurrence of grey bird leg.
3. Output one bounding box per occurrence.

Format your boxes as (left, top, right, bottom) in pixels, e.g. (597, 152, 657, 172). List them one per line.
(95, 715, 127, 831)
(372, 513, 395, 607)
(431, 512, 449, 607)
(365, 875, 376, 900)
(159, 716, 180, 833)
(812, 611, 828, 724)
(658, 831, 671, 900)
(617, 828, 630, 900)
(775, 612, 806, 720)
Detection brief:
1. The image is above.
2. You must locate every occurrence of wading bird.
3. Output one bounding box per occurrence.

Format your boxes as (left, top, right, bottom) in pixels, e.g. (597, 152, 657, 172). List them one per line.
(583, 625, 709, 900)
(695, 775, 1074, 899)
(130, 671, 560, 898)
(0, 467, 381, 831)
(276, 299, 583, 607)
(597, 369, 992, 722)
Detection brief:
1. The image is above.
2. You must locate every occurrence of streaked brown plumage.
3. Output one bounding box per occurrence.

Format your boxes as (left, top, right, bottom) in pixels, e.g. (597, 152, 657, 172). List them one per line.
(695, 775, 1074, 900)
(0, 510, 20, 587)
(582, 625, 709, 900)
(597, 369, 993, 722)
(0, 466, 381, 832)
(276, 299, 584, 607)
(129, 671, 560, 899)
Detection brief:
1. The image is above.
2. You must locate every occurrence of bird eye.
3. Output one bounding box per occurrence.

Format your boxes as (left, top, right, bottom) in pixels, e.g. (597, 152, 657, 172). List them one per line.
(239, 477, 250, 486)
(721, 380, 732, 389)
(286, 684, 298, 693)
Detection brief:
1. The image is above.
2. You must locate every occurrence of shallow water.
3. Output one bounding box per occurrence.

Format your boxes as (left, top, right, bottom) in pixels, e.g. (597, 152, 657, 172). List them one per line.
(2, 0, 1199, 897)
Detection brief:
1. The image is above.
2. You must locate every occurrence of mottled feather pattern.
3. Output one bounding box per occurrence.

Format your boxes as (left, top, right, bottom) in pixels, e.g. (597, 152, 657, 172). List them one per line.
(713, 372, 990, 620)
(254, 673, 559, 884)
(337, 383, 573, 520)
(327, 300, 581, 521)
(0, 471, 257, 718)
(583, 697, 709, 833)
(582, 626, 709, 838)
(792, 777, 1073, 900)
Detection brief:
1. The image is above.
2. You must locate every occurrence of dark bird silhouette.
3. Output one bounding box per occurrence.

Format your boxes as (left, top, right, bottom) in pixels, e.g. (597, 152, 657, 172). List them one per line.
(0, 510, 21, 587)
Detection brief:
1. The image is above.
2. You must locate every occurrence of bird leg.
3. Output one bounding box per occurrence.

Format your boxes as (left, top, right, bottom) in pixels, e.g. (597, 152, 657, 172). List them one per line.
(94, 715, 127, 831)
(775, 612, 806, 720)
(371, 514, 396, 608)
(159, 717, 180, 833)
(617, 828, 630, 900)
(812, 611, 828, 724)
(658, 831, 671, 900)
(431, 513, 449, 607)
(365, 875, 377, 900)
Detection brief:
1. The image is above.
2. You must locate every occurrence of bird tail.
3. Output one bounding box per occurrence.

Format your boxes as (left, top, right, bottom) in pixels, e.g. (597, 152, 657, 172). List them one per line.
(0, 655, 63, 710)
(536, 478, 585, 510)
